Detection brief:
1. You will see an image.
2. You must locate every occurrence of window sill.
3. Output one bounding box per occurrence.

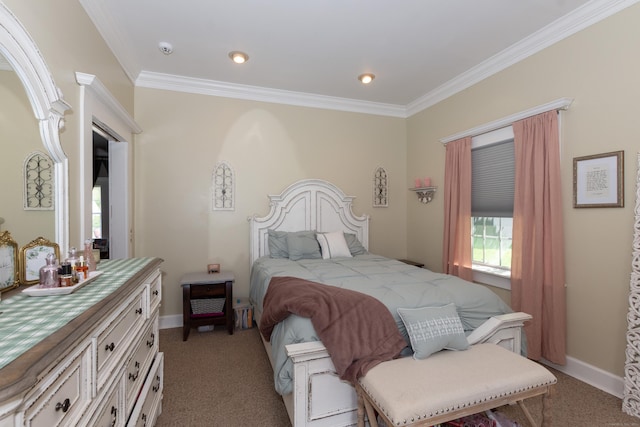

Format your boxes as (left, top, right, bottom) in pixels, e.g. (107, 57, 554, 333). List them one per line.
(472, 265, 511, 290)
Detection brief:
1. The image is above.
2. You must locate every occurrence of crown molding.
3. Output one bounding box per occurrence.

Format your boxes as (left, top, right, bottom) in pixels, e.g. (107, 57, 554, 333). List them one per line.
(135, 71, 408, 117)
(79, 0, 140, 84)
(85, 0, 638, 117)
(406, 0, 640, 117)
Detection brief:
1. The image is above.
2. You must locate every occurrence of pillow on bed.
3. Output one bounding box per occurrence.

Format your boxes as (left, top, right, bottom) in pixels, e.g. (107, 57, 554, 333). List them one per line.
(344, 233, 367, 255)
(317, 231, 352, 259)
(268, 230, 290, 258)
(287, 231, 322, 261)
(397, 303, 469, 360)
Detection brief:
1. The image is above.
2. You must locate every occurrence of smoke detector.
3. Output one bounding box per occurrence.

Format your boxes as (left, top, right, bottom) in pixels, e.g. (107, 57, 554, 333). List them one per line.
(158, 42, 173, 55)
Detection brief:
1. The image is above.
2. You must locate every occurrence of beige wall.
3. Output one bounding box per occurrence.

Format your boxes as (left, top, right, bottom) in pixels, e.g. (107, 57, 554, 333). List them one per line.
(407, 4, 640, 378)
(133, 88, 407, 318)
(0, 70, 54, 245)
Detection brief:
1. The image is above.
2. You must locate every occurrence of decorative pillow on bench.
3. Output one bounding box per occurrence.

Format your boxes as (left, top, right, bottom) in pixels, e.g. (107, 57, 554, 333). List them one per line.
(397, 303, 469, 359)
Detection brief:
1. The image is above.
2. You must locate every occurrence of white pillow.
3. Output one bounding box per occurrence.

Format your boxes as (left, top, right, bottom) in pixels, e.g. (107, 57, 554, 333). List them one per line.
(317, 231, 352, 259)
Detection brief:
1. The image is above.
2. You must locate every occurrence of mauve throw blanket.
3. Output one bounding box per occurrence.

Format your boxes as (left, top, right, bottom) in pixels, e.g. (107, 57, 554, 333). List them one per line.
(259, 276, 407, 384)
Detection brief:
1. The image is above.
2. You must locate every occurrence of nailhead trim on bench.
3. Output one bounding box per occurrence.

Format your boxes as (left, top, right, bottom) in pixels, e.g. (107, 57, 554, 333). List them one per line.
(357, 343, 557, 427)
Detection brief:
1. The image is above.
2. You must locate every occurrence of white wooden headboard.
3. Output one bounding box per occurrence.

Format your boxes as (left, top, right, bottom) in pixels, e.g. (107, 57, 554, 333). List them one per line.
(248, 179, 370, 266)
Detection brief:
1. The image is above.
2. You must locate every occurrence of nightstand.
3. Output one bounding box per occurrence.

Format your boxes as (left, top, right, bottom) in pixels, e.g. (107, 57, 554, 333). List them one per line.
(397, 259, 425, 268)
(181, 271, 234, 341)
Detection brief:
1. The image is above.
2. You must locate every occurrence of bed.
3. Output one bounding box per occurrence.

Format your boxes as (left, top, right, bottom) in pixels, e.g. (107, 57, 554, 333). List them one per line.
(248, 179, 531, 427)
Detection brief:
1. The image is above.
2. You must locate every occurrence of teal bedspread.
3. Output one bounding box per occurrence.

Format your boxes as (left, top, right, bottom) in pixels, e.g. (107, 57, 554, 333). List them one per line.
(249, 254, 513, 395)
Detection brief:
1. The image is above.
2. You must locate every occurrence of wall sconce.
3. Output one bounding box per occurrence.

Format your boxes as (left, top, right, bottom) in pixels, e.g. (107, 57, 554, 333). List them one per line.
(410, 177, 437, 203)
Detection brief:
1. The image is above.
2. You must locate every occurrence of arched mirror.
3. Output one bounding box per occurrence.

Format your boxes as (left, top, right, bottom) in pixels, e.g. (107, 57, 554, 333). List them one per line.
(0, 3, 70, 283)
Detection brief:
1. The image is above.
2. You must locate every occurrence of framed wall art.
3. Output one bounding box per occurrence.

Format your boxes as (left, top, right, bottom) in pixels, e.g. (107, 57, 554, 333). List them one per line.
(19, 236, 60, 285)
(573, 150, 624, 208)
(373, 166, 389, 207)
(0, 231, 19, 292)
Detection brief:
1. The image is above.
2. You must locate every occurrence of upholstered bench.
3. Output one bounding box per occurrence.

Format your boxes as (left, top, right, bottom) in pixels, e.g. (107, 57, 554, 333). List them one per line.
(355, 343, 557, 427)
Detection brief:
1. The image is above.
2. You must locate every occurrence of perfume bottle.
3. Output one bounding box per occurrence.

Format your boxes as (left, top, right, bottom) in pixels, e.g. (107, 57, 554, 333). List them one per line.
(39, 253, 59, 288)
(75, 256, 88, 281)
(66, 247, 79, 284)
(84, 239, 97, 272)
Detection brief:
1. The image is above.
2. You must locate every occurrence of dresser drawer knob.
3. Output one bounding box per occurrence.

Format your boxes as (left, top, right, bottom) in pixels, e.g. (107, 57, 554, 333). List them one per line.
(110, 406, 117, 427)
(153, 290, 159, 296)
(135, 307, 143, 315)
(146, 333, 155, 348)
(55, 398, 71, 412)
(128, 370, 139, 381)
(105, 342, 115, 352)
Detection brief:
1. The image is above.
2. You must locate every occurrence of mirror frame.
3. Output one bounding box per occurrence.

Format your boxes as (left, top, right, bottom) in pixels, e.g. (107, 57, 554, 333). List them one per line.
(0, 4, 70, 254)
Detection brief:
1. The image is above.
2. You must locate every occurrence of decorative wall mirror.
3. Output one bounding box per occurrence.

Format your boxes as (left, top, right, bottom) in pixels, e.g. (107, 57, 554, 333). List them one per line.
(0, 3, 70, 274)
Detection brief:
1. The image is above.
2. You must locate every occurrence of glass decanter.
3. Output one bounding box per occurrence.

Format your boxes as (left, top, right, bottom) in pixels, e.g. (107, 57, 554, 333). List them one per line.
(84, 239, 97, 272)
(39, 252, 59, 288)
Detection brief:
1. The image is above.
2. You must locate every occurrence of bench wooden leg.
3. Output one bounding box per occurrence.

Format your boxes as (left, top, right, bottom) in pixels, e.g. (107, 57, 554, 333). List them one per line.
(518, 400, 538, 427)
(356, 386, 379, 427)
(541, 386, 554, 427)
(357, 390, 365, 427)
(517, 385, 554, 427)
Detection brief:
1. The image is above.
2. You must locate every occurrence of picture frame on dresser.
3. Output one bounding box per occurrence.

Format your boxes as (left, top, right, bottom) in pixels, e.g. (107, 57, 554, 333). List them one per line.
(19, 236, 60, 285)
(0, 230, 19, 292)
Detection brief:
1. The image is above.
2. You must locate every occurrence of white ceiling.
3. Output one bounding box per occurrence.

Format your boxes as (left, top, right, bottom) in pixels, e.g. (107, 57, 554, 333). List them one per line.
(80, 0, 636, 117)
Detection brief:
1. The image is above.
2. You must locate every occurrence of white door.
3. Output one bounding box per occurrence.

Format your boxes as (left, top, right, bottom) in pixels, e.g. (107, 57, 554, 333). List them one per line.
(108, 140, 129, 259)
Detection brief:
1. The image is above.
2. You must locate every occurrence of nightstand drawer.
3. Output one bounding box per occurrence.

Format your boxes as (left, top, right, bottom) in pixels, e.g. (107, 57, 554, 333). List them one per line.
(190, 283, 227, 298)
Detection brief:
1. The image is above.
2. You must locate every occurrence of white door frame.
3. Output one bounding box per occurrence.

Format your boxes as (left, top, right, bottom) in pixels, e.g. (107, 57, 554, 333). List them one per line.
(76, 72, 141, 257)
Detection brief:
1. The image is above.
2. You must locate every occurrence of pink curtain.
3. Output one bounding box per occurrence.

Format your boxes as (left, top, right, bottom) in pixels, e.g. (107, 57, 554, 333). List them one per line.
(511, 111, 566, 364)
(442, 137, 473, 281)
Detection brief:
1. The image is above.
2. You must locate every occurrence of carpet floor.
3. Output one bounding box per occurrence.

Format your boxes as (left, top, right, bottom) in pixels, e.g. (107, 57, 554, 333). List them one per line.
(155, 326, 640, 427)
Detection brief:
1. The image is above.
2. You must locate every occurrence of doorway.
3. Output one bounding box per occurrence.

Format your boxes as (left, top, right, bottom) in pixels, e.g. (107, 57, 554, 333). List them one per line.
(92, 125, 129, 260)
(92, 129, 109, 259)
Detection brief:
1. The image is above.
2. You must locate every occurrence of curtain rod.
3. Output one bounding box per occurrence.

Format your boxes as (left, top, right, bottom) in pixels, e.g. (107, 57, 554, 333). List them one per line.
(440, 97, 573, 144)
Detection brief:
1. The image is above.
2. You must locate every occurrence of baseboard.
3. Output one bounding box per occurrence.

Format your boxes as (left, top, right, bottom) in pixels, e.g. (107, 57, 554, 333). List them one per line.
(159, 314, 625, 398)
(160, 314, 182, 330)
(542, 355, 624, 399)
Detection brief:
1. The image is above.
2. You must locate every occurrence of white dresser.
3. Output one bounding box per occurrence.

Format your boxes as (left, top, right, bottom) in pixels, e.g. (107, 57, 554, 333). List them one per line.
(0, 257, 164, 427)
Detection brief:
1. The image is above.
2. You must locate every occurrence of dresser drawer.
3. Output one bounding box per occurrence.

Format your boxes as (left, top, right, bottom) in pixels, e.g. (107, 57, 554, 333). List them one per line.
(124, 317, 158, 409)
(23, 346, 90, 427)
(147, 270, 162, 316)
(84, 377, 121, 427)
(127, 353, 163, 427)
(94, 288, 146, 392)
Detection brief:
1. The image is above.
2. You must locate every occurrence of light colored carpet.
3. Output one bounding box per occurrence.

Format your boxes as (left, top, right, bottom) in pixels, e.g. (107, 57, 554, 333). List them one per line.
(156, 326, 640, 426)
(155, 326, 290, 427)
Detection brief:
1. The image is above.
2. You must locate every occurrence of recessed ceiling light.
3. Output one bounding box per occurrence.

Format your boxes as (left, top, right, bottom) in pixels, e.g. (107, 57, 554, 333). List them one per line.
(229, 51, 249, 64)
(358, 73, 375, 84)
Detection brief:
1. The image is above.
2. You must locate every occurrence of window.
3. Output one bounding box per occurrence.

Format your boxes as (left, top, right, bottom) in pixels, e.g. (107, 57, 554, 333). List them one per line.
(471, 127, 514, 288)
(472, 217, 512, 275)
(92, 186, 102, 239)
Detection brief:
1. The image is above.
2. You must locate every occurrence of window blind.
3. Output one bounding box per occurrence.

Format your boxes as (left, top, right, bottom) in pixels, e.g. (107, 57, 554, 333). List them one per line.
(471, 139, 514, 217)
